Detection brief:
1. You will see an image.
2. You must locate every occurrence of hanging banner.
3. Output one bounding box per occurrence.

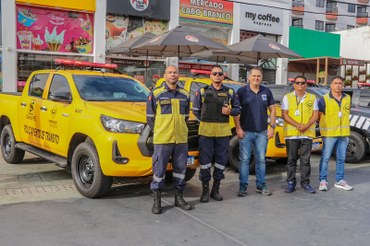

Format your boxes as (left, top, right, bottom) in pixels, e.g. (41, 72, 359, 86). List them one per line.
(16, 5, 94, 54)
(105, 14, 168, 51)
(179, 0, 233, 27)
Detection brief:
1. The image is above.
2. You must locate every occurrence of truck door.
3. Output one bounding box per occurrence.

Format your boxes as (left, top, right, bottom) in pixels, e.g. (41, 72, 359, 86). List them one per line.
(18, 73, 49, 147)
(40, 74, 73, 157)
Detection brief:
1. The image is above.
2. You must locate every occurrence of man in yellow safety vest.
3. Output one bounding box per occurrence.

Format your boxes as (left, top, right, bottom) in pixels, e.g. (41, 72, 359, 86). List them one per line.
(282, 76, 318, 193)
(318, 76, 353, 192)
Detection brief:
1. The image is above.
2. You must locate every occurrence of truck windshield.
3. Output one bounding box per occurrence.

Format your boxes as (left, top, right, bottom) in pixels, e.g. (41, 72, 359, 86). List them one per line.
(73, 75, 149, 102)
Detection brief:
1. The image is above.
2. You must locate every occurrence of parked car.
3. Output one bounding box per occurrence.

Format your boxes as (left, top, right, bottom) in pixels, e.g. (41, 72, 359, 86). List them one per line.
(267, 84, 370, 163)
(341, 88, 370, 108)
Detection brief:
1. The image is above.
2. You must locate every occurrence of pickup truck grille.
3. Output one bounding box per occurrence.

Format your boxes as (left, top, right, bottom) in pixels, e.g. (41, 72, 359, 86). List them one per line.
(138, 120, 199, 157)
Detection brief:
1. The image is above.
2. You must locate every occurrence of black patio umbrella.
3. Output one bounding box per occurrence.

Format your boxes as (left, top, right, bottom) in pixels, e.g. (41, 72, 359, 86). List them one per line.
(190, 49, 256, 64)
(130, 26, 229, 58)
(229, 34, 302, 63)
(106, 32, 162, 86)
(107, 32, 158, 56)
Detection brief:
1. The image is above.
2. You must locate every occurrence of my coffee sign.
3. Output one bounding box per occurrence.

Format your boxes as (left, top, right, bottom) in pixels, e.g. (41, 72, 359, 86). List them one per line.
(180, 0, 233, 26)
(240, 4, 284, 35)
(245, 12, 280, 23)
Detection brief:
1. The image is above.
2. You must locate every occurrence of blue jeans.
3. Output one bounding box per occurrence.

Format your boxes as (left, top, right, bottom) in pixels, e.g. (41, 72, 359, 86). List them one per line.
(319, 137, 349, 182)
(239, 131, 267, 187)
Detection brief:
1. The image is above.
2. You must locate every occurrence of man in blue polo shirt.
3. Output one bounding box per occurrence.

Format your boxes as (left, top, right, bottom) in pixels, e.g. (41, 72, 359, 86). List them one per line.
(235, 67, 276, 196)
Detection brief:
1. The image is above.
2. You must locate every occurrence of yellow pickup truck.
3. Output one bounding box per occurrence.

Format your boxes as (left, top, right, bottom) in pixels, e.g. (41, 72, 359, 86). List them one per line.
(0, 59, 199, 198)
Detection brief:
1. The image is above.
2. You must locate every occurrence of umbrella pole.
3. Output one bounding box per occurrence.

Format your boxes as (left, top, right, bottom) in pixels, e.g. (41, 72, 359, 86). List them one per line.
(145, 50, 148, 87)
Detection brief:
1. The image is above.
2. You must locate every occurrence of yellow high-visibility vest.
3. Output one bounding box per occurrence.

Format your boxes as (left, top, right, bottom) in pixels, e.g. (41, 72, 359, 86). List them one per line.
(152, 87, 189, 144)
(319, 93, 351, 137)
(283, 92, 316, 138)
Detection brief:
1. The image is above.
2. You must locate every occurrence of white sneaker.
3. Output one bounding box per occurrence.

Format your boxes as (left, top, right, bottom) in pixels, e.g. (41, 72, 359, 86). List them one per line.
(319, 180, 328, 191)
(334, 180, 353, 191)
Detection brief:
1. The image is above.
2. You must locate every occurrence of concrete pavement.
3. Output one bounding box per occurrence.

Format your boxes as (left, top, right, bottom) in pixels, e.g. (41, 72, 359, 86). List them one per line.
(0, 152, 370, 246)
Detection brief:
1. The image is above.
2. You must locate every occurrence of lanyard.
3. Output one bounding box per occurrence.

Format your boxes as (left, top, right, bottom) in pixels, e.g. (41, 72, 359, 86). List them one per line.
(295, 95, 303, 108)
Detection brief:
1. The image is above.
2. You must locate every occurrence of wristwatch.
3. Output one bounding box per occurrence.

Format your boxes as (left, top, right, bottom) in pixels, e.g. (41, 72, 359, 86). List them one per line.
(270, 123, 276, 129)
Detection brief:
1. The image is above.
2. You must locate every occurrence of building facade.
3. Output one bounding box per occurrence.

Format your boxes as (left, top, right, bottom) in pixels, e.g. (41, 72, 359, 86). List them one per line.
(1, 0, 101, 92)
(292, 0, 370, 32)
(237, 0, 291, 83)
(105, 0, 171, 87)
(1, 0, 294, 92)
(175, 0, 292, 84)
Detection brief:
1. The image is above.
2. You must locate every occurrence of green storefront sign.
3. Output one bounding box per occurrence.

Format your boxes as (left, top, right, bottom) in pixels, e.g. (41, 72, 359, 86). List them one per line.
(289, 27, 340, 58)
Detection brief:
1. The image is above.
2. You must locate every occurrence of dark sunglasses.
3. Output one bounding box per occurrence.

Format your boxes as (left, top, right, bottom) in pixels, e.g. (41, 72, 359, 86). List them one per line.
(212, 72, 224, 76)
(294, 82, 306, 85)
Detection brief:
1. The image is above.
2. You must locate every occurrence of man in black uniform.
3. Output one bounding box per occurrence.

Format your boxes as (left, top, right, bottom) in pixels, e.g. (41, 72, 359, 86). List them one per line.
(192, 65, 241, 202)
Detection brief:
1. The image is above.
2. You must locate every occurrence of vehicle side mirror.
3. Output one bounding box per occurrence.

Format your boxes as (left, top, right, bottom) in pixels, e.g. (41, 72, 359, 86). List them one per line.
(49, 91, 72, 103)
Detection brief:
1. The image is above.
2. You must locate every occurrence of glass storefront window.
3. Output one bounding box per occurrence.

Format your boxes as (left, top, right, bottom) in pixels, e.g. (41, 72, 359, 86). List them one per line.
(0, 3, 2, 48)
(0, 4, 2, 91)
(0, 51, 2, 92)
(110, 58, 166, 89)
(17, 53, 92, 92)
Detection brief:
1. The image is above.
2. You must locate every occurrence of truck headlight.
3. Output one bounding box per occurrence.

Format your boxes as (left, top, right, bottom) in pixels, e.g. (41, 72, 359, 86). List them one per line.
(100, 115, 145, 134)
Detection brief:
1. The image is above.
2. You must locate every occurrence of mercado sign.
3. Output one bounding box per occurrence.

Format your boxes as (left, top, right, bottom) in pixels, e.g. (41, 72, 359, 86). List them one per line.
(16, 5, 94, 54)
(179, 0, 233, 27)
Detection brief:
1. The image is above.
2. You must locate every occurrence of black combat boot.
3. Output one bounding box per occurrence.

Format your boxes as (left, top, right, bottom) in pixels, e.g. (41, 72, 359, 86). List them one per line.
(175, 190, 193, 210)
(210, 180, 223, 201)
(200, 182, 210, 203)
(152, 190, 161, 214)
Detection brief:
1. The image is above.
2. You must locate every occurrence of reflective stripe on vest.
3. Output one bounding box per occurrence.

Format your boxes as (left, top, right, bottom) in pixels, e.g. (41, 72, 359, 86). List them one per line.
(319, 93, 351, 137)
(283, 92, 316, 138)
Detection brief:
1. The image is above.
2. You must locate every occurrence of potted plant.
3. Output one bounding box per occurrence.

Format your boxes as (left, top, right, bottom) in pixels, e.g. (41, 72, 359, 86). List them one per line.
(366, 74, 370, 80)
(344, 79, 352, 87)
(352, 75, 359, 81)
(359, 69, 366, 75)
(345, 68, 352, 75)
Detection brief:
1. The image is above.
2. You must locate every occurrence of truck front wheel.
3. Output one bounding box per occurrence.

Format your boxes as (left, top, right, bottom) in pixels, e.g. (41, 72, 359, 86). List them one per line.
(71, 142, 112, 198)
(346, 131, 368, 163)
(0, 124, 25, 164)
(228, 136, 255, 174)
